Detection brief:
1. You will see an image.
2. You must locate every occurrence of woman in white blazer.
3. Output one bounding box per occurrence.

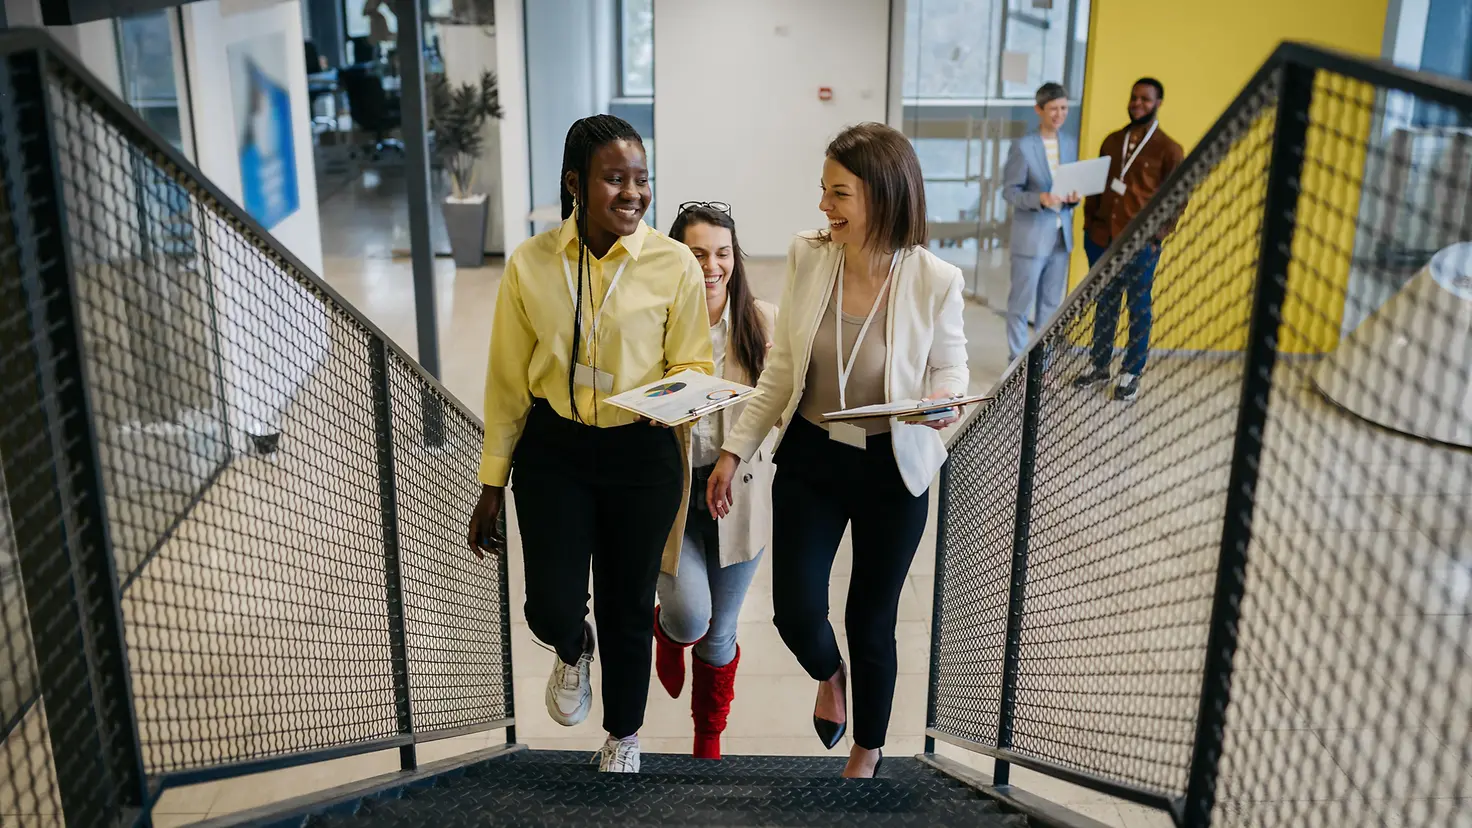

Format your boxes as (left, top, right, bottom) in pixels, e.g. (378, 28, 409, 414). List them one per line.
(707, 124, 969, 779)
(652, 202, 777, 762)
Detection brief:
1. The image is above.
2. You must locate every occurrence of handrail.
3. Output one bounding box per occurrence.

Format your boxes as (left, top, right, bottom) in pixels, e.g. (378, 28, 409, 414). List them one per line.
(926, 32, 1472, 828)
(947, 39, 1472, 450)
(0, 27, 517, 804)
(0, 27, 484, 430)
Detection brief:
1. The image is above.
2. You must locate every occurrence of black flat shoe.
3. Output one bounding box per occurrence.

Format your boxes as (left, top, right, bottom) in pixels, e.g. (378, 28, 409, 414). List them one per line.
(874, 750, 884, 777)
(813, 715, 846, 750)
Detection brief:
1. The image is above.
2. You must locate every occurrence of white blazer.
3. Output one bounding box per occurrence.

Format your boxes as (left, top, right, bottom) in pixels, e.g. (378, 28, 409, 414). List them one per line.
(663, 301, 778, 576)
(724, 232, 968, 496)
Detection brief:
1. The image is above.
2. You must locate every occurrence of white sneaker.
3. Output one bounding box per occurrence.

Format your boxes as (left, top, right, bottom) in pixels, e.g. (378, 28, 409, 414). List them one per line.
(545, 626, 593, 726)
(596, 735, 640, 773)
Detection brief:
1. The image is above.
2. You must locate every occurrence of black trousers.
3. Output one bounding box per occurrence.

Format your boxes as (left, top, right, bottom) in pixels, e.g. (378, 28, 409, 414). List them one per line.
(770, 416, 929, 749)
(511, 400, 683, 739)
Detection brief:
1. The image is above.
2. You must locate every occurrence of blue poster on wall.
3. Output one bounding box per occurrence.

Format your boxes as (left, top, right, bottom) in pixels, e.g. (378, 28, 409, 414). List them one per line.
(228, 34, 299, 230)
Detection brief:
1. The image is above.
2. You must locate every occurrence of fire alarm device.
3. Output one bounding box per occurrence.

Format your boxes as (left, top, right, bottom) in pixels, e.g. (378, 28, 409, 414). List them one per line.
(818, 87, 833, 101)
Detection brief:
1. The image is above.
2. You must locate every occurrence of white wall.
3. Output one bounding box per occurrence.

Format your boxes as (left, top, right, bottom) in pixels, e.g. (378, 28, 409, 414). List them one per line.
(494, 0, 531, 254)
(181, 0, 325, 276)
(652, 0, 891, 257)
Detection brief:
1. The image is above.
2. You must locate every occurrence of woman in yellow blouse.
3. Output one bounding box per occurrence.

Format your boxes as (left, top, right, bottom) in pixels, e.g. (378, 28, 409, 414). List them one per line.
(465, 115, 713, 774)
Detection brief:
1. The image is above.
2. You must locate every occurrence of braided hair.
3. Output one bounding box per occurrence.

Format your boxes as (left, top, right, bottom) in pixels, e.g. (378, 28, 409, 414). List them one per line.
(560, 114, 645, 422)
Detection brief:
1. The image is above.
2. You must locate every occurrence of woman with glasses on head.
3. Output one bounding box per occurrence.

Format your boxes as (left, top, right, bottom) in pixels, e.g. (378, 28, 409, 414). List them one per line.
(652, 201, 776, 761)
(707, 124, 969, 778)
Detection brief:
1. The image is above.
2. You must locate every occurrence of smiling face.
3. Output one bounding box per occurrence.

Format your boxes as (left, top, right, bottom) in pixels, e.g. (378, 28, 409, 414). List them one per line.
(818, 157, 870, 248)
(1037, 97, 1070, 132)
(1128, 83, 1162, 125)
(567, 138, 650, 241)
(681, 220, 735, 315)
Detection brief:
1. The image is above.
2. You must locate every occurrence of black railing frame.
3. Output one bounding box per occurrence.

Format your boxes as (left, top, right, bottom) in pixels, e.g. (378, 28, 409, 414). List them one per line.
(369, 338, 419, 773)
(993, 346, 1045, 789)
(922, 458, 950, 756)
(0, 27, 517, 804)
(924, 39, 1472, 828)
(0, 45, 151, 828)
(1176, 61, 1315, 828)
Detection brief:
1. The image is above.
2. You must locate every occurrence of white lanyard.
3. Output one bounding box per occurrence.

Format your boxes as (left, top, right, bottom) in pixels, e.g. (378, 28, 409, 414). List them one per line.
(1119, 120, 1158, 180)
(834, 252, 898, 410)
(561, 252, 629, 357)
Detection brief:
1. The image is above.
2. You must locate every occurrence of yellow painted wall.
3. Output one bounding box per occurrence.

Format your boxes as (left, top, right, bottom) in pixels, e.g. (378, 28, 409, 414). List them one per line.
(1068, 0, 1388, 354)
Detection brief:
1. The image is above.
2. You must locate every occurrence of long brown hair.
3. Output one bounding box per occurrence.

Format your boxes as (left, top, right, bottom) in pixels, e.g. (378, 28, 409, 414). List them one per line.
(821, 122, 928, 252)
(669, 205, 767, 382)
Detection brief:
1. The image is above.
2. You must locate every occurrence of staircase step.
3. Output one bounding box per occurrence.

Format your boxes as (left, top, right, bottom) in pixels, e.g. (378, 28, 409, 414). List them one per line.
(465, 751, 963, 782)
(417, 776, 982, 802)
(318, 798, 1025, 827)
(385, 778, 998, 812)
(301, 750, 1030, 827)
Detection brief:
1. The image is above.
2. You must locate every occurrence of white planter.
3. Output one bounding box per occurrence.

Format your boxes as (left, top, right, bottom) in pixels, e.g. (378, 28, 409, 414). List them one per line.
(441, 24, 503, 254)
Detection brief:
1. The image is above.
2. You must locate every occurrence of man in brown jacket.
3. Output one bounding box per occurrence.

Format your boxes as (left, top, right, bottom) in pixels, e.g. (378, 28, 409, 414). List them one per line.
(1075, 77, 1184, 401)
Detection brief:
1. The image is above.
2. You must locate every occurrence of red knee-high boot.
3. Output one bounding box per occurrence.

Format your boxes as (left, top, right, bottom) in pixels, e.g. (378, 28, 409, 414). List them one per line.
(653, 605, 691, 698)
(691, 646, 739, 760)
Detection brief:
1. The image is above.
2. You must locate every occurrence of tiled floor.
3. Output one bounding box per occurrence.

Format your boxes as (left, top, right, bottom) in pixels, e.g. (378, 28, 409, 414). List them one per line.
(4, 176, 1468, 827)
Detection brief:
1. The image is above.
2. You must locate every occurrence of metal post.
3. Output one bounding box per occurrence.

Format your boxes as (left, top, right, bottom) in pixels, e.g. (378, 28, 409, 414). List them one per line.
(924, 459, 952, 756)
(994, 347, 1045, 787)
(395, 0, 446, 446)
(0, 48, 149, 826)
(396, 0, 439, 380)
(498, 508, 517, 746)
(369, 338, 417, 772)
(1179, 63, 1314, 828)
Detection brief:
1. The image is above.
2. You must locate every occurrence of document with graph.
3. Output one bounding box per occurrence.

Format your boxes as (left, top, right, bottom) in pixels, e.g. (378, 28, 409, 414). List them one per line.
(605, 370, 758, 427)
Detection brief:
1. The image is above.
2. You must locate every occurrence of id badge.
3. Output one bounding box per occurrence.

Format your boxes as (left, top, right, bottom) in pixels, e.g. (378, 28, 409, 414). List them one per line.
(1110, 178, 1128, 195)
(829, 421, 867, 449)
(574, 363, 615, 394)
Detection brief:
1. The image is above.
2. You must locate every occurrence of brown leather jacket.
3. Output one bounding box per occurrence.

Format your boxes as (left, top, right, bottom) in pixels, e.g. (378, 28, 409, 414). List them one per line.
(1084, 121, 1185, 247)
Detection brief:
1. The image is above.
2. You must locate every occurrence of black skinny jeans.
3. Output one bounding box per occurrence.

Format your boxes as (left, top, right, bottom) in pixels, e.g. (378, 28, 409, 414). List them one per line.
(511, 400, 683, 739)
(770, 416, 929, 750)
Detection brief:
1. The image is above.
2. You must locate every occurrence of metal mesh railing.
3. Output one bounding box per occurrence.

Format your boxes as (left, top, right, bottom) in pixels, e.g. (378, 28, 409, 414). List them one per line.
(0, 35, 512, 824)
(928, 49, 1472, 828)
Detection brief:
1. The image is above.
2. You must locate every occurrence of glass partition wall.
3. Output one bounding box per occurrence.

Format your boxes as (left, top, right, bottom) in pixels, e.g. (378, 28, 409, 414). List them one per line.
(901, 0, 1091, 306)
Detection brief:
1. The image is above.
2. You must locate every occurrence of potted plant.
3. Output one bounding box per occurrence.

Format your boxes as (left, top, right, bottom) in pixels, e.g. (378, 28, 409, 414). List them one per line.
(429, 70, 503, 268)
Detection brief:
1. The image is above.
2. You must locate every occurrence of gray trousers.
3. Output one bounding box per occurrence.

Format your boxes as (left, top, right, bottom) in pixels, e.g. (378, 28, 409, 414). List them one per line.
(1007, 229, 1071, 360)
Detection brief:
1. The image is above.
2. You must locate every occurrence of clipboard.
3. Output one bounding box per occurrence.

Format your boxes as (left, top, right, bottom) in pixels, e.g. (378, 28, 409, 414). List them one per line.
(823, 393, 993, 422)
(605, 370, 758, 427)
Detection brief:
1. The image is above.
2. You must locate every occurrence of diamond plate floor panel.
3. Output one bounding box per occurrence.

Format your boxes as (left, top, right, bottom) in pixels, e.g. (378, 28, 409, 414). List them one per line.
(305, 750, 1029, 827)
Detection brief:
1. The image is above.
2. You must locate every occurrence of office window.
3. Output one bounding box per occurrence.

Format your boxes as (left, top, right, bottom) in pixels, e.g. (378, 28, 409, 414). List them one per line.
(619, 0, 653, 97)
(116, 9, 185, 150)
(346, 0, 397, 39)
(903, 0, 999, 99)
(901, 0, 1091, 300)
(998, 0, 1072, 98)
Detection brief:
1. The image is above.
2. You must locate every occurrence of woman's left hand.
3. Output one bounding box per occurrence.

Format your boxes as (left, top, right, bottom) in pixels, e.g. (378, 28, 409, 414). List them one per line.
(917, 391, 963, 430)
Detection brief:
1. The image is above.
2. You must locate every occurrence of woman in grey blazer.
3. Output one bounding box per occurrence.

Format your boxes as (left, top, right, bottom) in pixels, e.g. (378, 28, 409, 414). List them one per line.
(1001, 82, 1080, 361)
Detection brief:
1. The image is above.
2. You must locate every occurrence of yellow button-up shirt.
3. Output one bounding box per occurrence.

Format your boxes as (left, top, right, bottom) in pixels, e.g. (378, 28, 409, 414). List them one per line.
(478, 217, 714, 486)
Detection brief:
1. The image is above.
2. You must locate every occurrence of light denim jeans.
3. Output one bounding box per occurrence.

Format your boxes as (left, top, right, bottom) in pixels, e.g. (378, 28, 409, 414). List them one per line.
(656, 465, 763, 667)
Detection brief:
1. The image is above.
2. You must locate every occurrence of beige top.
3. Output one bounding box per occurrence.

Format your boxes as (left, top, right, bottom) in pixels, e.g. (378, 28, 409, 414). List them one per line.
(690, 305, 730, 467)
(799, 286, 891, 435)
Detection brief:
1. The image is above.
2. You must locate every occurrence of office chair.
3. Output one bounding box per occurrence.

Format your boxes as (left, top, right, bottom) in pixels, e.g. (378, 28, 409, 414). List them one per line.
(340, 66, 404, 160)
(347, 35, 376, 65)
(304, 40, 323, 73)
